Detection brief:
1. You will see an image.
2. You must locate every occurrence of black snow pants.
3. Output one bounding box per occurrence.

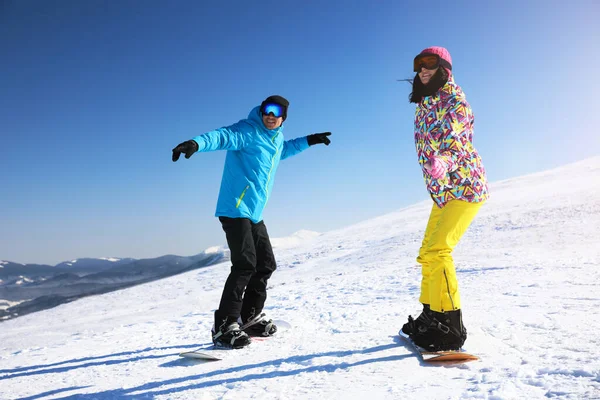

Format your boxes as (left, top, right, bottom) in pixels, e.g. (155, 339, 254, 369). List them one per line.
(215, 217, 277, 324)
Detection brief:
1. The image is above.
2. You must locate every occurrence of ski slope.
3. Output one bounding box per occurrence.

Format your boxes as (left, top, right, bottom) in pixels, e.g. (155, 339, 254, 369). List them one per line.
(1, 157, 599, 399)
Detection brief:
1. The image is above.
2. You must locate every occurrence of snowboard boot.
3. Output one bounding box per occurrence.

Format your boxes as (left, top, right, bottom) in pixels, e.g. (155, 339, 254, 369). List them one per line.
(410, 309, 467, 351)
(241, 312, 277, 337)
(212, 312, 251, 349)
(401, 304, 433, 336)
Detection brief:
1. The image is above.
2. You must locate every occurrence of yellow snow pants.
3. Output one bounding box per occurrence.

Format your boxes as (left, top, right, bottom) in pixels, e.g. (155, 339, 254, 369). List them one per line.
(418, 200, 483, 313)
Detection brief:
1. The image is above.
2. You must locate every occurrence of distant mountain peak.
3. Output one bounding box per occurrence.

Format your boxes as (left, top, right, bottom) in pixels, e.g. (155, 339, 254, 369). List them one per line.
(203, 246, 225, 255)
(0, 261, 24, 268)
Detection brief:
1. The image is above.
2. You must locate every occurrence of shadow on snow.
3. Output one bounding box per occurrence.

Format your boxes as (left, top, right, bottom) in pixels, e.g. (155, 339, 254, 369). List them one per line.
(12, 343, 410, 399)
(0, 344, 204, 380)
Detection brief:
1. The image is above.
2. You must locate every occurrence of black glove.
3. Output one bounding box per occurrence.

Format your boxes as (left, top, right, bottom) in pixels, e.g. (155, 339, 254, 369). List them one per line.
(172, 140, 199, 162)
(307, 132, 332, 146)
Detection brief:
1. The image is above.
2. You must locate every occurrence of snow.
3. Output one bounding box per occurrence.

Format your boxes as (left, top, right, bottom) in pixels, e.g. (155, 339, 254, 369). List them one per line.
(98, 257, 121, 262)
(0, 156, 599, 399)
(0, 300, 23, 312)
(270, 229, 320, 249)
(203, 246, 225, 255)
(15, 276, 34, 285)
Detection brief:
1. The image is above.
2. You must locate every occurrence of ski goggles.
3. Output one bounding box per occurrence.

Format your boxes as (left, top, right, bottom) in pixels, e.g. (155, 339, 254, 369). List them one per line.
(413, 54, 440, 72)
(261, 103, 286, 118)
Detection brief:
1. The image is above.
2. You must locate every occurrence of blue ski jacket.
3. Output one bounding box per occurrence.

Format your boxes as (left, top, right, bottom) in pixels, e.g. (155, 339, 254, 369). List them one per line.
(192, 106, 309, 223)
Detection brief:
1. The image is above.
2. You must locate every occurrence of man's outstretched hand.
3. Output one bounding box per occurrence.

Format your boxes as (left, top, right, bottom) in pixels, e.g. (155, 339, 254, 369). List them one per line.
(307, 132, 332, 146)
(172, 140, 199, 162)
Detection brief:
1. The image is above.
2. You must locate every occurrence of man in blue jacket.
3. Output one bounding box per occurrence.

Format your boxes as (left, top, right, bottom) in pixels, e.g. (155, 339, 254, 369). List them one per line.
(172, 95, 331, 349)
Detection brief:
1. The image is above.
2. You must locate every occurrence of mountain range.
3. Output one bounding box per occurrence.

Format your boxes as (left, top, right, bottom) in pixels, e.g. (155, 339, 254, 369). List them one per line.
(0, 249, 226, 321)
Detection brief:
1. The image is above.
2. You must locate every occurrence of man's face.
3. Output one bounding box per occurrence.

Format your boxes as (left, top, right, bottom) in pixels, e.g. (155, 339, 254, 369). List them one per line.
(262, 114, 283, 130)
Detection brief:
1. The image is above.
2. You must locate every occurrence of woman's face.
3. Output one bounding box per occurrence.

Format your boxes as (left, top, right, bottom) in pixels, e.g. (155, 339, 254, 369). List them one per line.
(418, 66, 439, 85)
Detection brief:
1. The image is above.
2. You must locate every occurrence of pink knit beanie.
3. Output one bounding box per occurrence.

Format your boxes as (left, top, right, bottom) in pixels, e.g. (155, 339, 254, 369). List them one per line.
(416, 46, 452, 73)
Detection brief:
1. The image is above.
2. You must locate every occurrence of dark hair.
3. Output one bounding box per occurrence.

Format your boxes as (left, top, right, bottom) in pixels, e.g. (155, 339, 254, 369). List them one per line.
(409, 67, 449, 104)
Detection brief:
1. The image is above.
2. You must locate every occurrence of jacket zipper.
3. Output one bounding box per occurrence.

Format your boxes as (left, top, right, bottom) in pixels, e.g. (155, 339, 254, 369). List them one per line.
(264, 133, 280, 193)
(264, 149, 279, 193)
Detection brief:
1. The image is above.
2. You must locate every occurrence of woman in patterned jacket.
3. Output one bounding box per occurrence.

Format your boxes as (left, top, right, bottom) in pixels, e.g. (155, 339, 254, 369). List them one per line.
(401, 46, 489, 351)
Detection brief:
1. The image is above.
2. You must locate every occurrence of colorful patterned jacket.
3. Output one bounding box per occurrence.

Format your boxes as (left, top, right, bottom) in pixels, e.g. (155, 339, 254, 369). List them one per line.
(414, 75, 489, 207)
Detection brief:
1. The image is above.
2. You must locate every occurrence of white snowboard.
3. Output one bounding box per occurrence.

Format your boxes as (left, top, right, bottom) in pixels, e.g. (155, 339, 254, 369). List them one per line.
(179, 320, 290, 361)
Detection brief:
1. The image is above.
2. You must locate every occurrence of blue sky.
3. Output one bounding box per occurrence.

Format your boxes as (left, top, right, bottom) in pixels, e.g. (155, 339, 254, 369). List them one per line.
(1, 0, 598, 265)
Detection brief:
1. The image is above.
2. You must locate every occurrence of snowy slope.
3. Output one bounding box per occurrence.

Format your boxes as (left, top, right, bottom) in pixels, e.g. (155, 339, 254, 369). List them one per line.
(0, 157, 599, 400)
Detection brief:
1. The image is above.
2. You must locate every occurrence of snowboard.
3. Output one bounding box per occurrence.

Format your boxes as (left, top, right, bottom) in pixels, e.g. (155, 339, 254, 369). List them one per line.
(179, 320, 290, 361)
(398, 330, 479, 364)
